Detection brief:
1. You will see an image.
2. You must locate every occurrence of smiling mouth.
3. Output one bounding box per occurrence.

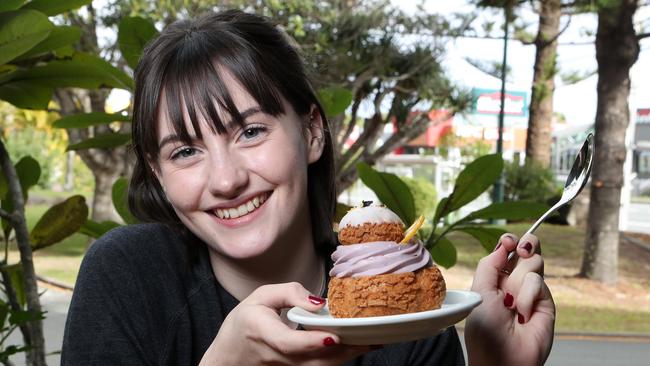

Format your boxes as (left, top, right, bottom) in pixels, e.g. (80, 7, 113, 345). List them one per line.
(213, 192, 270, 219)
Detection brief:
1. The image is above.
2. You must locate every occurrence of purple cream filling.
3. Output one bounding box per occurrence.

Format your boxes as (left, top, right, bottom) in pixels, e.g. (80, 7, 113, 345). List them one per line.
(329, 240, 432, 278)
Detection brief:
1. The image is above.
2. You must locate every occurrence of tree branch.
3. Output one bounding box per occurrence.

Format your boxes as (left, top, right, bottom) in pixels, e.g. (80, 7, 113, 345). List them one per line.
(0, 207, 12, 221)
(637, 32, 650, 40)
(0, 140, 46, 366)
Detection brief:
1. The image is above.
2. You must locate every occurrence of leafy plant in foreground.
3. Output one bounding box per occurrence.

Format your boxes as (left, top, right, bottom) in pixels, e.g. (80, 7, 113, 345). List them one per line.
(357, 154, 549, 268)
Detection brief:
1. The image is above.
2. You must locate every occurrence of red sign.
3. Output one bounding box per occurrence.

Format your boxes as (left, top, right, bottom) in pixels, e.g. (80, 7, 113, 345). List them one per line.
(637, 108, 650, 124)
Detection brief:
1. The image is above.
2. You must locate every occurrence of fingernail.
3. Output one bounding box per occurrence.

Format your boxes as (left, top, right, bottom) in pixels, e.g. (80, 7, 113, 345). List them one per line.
(518, 313, 525, 324)
(504, 292, 514, 308)
(493, 242, 502, 252)
(521, 242, 533, 254)
(309, 295, 325, 305)
(323, 337, 336, 347)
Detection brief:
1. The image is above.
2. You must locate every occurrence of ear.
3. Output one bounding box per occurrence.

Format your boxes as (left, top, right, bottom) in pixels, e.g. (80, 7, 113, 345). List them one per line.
(306, 105, 325, 164)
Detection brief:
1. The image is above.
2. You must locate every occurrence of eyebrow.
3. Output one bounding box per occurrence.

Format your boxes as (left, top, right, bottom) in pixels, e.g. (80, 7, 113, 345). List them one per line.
(158, 106, 263, 150)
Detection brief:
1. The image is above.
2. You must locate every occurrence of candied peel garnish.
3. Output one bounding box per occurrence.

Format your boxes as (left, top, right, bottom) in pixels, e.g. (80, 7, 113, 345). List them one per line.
(400, 215, 425, 244)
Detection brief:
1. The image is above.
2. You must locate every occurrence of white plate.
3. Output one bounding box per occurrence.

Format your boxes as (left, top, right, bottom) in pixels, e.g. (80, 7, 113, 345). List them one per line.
(287, 290, 481, 345)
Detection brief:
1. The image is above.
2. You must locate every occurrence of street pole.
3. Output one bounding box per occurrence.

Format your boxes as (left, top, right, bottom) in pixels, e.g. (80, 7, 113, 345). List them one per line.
(493, 5, 510, 204)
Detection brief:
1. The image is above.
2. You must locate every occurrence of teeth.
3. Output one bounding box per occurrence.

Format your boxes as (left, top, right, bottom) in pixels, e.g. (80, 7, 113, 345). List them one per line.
(214, 194, 267, 219)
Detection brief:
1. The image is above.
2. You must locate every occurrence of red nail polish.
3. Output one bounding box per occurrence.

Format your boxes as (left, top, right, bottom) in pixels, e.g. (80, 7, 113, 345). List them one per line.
(518, 313, 525, 324)
(323, 337, 336, 347)
(504, 293, 514, 308)
(522, 242, 533, 253)
(493, 242, 502, 252)
(309, 295, 325, 305)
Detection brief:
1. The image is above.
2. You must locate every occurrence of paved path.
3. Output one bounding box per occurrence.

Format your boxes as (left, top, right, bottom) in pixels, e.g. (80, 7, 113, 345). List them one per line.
(7, 288, 70, 366)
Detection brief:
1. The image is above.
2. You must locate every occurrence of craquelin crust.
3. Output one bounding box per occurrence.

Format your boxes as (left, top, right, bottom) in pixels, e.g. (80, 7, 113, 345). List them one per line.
(327, 266, 446, 318)
(337, 222, 404, 245)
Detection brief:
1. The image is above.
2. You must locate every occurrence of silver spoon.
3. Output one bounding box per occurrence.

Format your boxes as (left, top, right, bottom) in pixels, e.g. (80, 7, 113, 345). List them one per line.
(506, 133, 595, 262)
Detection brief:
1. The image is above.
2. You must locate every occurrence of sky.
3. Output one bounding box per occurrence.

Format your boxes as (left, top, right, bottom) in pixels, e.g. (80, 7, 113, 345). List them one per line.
(402, 0, 650, 128)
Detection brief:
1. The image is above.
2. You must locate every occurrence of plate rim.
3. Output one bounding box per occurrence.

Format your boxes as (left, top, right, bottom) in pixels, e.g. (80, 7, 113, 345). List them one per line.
(287, 289, 482, 327)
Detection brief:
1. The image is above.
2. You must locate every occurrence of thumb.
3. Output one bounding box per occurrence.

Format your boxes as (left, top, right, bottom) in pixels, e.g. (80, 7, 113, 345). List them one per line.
(244, 282, 326, 312)
(471, 241, 511, 293)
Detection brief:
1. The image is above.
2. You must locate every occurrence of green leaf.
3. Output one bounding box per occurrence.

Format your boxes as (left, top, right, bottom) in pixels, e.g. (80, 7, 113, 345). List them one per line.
(317, 86, 353, 117)
(1, 263, 26, 307)
(14, 155, 40, 199)
(112, 178, 137, 224)
(8, 309, 44, 325)
(0, 174, 7, 198)
(16, 25, 82, 60)
(436, 154, 503, 220)
(458, 201, 550, 224)
(21, 0, 91, 16)
(78, 219, 120, 239)
(0, 0, 25, 12)
(433, 196, 449, 225)
(356, 162, 415, 225)
(335, 202, 352, 223)
(66, 133, 131, 151)
(118, 17, 158, 70)
(0, 10, 52, 65)
(455, 226, 507, 253)
(7, 53, 134, 91)
(53, 112, 130, 129)
(0, 301, 9, 329)
(429, 236, 456, 269)
(0, 79, 52, 109)
(30, 195, 88, 250)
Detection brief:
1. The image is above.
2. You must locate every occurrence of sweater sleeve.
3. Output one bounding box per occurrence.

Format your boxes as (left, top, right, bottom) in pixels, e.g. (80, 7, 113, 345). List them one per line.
(349, 326, 466, 366)
(61, 226, 167, 366)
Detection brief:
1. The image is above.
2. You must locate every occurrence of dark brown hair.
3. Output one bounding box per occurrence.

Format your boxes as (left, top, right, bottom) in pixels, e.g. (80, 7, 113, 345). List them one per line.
(128, 9, 336, 257)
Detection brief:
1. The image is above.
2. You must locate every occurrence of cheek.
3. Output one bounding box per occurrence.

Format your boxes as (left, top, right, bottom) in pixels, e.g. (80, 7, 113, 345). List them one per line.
(252, 138, 308, 184)
(160, 170, 204, 211)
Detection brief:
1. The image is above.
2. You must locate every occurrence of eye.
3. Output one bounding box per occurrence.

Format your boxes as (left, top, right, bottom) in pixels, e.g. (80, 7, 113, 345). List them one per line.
(239, 125, 267, 142)
(171, 147, 198, 160)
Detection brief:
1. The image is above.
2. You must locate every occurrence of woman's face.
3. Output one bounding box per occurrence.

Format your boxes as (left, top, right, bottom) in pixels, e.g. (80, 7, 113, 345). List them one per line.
(154, 73, 324, 260)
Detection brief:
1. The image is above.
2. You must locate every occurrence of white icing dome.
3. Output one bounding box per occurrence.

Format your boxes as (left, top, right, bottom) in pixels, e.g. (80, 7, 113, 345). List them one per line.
(339, 205, 404, 229)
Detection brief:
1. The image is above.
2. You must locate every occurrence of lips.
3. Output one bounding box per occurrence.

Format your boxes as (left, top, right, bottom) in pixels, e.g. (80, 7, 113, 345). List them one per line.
(213, 193, 269, 219)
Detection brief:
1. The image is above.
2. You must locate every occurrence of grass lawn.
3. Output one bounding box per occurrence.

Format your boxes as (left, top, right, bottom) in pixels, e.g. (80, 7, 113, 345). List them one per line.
(7, 202, 91, 286)
(443, 222, 650, 334)
(7, 202, 650, 335)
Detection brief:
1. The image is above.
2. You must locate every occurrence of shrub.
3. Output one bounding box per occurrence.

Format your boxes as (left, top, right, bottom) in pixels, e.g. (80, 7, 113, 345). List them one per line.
(504, 160, 558, 204)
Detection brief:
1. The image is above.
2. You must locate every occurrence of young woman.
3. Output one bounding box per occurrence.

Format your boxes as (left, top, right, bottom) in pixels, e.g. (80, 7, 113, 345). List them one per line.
(62, 10, 554, 365)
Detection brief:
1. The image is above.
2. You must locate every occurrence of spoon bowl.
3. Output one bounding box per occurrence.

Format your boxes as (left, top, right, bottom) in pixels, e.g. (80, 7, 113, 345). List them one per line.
(507, 133, 594, 261)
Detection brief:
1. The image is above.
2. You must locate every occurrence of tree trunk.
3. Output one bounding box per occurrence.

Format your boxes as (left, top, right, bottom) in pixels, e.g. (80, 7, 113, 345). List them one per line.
(525, 0, 561, 167)
(54, 89, 126, 223)
(0, 142, 46, 366)
(580, 0, 639, 284)
(63, 151, 75, 191)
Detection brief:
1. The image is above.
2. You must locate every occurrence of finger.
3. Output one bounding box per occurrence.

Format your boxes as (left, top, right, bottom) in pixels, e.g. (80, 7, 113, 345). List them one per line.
(471, 234, 518, 292)
(502, 254, 544, 306)
(513, 272, 552, 324)
(245, 282, 326, 312)
(255, 313, 343, 356)
(516, 233, 541, 259)
(495, 233, 519, 253)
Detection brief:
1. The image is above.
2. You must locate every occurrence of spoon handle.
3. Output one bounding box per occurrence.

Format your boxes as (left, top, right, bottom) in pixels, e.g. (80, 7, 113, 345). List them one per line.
(506, 200, 564, 262)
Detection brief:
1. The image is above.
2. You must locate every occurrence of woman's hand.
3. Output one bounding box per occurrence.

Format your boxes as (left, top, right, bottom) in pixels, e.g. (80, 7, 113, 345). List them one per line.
(201, 282, 371, 365)
(465, 233, 555, 366)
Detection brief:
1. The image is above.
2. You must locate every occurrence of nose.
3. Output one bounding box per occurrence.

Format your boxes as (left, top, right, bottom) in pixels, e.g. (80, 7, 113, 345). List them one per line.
(206, 150, 249, 198)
